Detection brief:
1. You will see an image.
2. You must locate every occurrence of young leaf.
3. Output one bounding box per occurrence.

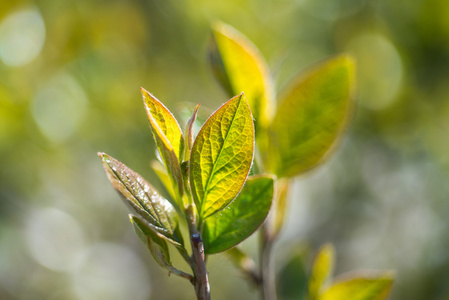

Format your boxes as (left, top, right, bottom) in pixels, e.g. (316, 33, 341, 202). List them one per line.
(309, 244, 335, 299)
(183, 104, 200, 161)
(130, 215, 192, 280)
(142, 88, 184, 160)
(142, 88, 184, 202)
(269, 55, 356, 178)
(150, 160, 177, 206)
(99, 153, 182, 246)
(130, 214, 172, 269)
(318, 272, 394, 300)
(189, 93, 255, 220)
(209, 22, 274, 130)
(202, 175, 274, 254)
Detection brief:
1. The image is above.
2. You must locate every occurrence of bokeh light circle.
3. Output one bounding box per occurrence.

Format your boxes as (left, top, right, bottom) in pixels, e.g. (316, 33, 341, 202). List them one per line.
(0, 7, 46, 66)
(31, 73, 88, 143)
(24, 207, 86, 272)
(71, 243, 151, 300)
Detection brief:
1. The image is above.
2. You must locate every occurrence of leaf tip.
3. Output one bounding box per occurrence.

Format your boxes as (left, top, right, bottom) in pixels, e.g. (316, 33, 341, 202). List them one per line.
(211, 20, 226, 33)
(128, 213, 135, 224)
(97, 152, 111, 164)
(140, 86, 149, 95)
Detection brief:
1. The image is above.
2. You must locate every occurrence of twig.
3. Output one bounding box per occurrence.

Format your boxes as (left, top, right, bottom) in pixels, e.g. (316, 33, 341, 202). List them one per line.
(191, 232, 211, 300)
(186, 206, 211, 300)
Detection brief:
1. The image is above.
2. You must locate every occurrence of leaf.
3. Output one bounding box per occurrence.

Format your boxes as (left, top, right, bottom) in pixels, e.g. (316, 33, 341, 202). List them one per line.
(202, 175, 274, 254)
(189, 93, 255, 220)
(142, 88, 184, 160)
(142, 88, 184, 201)
(150, 160, 177, 206)
(130, 215, 190, 279)
(318, 272, 394, 300)
(277, 250, 309, 300)
(309, 244, 335, 299)
(183, 104, 200, 161)
(99, 152, 181, 246)
(209, 22, 274, 130)
(129, 214, 172, 269)
(269, 55, 356, 178)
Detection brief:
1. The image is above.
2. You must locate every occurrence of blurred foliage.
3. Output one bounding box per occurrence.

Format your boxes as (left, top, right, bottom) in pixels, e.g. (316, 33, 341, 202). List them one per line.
(1, 0, 449, 299)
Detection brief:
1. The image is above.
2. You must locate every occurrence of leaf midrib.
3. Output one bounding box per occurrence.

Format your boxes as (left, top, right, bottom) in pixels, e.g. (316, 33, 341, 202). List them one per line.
(200, 96, 244, 217)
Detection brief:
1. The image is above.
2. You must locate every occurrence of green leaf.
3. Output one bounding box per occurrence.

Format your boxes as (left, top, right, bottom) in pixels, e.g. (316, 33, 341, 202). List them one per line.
(209, 22, 274, 130)
(318, 272, 394, 300)
(277, 250, 309, 300)
(202, 175, 274, 254)
(183, 104, 200, 161)
(130, 215, 190, 279)
(309, 244, 335, 299)
(129, 214, 172, 269)
(269, 55, 356, 178)
(99, 152, 181, 246)
(189, 93, 255, 220)
(142, 88, 184, 202)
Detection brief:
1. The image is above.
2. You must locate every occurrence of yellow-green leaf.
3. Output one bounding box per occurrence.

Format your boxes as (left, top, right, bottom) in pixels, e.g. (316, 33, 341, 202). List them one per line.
(203, 175, 274, 254)
(318, 272, 394, 300)
(269, 55, 356, 178)
(99, 153, 181, 246)
(142, 88, 184, 202)
(150, 160, 177, 206)
(142, 88, 184, 160)
(309, 244, 335, 299)
(209, 22, 274, 131)
(189, 93, 255, 220)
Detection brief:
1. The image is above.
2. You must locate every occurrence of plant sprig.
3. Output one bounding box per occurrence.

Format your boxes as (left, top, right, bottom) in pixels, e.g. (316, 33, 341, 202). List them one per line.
(98, 22, 395, 300)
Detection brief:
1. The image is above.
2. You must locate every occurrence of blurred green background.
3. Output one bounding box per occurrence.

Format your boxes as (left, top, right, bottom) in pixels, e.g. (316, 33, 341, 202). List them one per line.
(1, 0, 449, 299)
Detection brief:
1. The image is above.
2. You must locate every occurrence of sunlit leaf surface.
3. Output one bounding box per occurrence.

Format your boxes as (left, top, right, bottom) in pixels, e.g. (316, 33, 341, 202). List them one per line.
(99, 153, 181, 245)
(209, 22, 274, 130)
(309, 244, 335, 299)
(318, 272, 394, 300)
(142, 88, 184, 160)
(269, 55, 356, 178)
(203, 175, 274, 254)
(142, 88, 184, 201)
(190, 93, 255, 220)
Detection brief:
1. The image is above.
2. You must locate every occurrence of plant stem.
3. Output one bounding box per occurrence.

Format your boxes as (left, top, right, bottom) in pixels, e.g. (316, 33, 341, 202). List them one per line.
(260, 226, 277, 300)
(167, 265, 195, 282)
(186, 206, 211, 300)
(191, 231, 210, 300)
